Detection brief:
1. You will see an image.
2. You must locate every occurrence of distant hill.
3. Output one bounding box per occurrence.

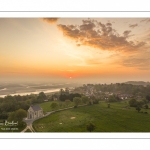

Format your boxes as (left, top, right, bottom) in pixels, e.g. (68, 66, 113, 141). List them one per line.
(124, 81, 150, 86)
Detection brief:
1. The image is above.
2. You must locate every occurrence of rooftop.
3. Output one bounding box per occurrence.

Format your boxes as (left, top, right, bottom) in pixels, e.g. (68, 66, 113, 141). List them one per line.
(31, 105, 42, 111)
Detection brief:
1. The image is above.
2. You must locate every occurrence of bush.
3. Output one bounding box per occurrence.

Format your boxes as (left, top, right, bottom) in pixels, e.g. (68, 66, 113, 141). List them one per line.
(50, 102, 58, 109)
(73, 97, 82, 107)
(81, 96, 89, 104)
(65, 99, 71, 107)
(93, 100, 99, 104)
(129, 99, 137, 107)
(136, 106, 141, 113)
(0, 112, 8, 119)
(144, 104, 149, 109)
(88, 101, 92, 105)
(86, 122, 95, 132)
(108, 95, 121, 103)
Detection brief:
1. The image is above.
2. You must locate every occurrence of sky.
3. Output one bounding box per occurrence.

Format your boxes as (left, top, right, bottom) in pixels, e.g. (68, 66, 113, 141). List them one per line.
(0, 18, 150, 84)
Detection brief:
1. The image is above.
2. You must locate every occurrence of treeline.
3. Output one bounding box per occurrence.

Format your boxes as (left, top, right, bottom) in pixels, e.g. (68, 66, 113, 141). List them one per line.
(0, 92, 47, 119)
(51, 88, 82, 102)
(54, 88, 99, 103)
(59, 93, 81, 101)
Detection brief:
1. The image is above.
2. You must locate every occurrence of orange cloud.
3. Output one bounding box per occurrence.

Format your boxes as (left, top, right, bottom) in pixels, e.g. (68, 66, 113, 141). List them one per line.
(140, 18, 150, 23)
(43, 18, 58, 24)
(129, 23, 138, 28)
(57, 19, 146, 52)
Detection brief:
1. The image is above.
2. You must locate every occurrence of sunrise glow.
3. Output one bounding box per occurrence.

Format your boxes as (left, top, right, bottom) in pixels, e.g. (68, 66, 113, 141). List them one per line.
(0, 18, 150, 83)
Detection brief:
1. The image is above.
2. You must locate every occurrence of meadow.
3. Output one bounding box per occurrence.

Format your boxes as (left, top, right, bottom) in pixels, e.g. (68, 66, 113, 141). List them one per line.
(33, 101, 150, 132)
(39, 101, 75, 114)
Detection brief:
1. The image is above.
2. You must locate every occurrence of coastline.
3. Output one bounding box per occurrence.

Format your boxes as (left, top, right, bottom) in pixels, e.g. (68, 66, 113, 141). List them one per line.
(0, 88, 61, 98)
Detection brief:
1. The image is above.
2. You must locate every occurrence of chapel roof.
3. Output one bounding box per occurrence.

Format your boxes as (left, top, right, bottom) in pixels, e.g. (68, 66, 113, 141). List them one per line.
(30, 105, 42, 111)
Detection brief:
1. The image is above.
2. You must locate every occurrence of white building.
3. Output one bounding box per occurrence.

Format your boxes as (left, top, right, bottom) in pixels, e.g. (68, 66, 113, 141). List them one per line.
(27, 105, 44, 119)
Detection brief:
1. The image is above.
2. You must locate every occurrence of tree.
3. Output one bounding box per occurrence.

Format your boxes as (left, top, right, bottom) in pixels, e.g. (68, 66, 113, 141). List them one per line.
(108, 95, 117, 102)
(14, 95, 22, 101)
(144, 104, 149, 109)
(15, 109, 27, 122)
(73, 97, 82, 107)
(136, 101, 144, 108)
(60, 89, 65, 95)
(88, 101, 92, 105)
(65, 88, 69, 95)
(8, 112, 16, 122)
(0, 111, 8, 119)
(8, 109, 27, 126)
(142, 98, 148, 104)
(0, 97, 4, 103)
(68, 93, 81, 101)
(51, 102, 58, 109)
(136, 106, 141, 113)
(4, 95, 15, 102)
(129, 99, 137, 107)
(93, 99, 99, 104)
(40, 92, 47, 98)
(59, 94, 67, 101)
(86, 122, 95, 132)
(65, 99, 71, 107)
(38, 92, 47, 102)
(81, 96, 89, 104)
(146, 95, 150, 102)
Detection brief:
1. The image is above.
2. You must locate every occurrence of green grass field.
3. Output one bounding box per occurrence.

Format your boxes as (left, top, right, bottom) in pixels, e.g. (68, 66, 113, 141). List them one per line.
(33, 101, 150, 132)
(39, 101, 75, 114)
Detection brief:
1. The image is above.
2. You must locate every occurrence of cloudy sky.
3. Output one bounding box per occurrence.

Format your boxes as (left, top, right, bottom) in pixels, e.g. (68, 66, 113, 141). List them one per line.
(0, 18, 150, 83)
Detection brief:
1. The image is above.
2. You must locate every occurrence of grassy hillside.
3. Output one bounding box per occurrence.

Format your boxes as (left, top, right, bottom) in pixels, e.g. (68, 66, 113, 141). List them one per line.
(33, 101, 150, 132)
(39, 101, 75, 114)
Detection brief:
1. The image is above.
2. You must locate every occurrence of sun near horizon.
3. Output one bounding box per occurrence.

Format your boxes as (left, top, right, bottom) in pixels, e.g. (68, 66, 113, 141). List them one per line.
(0, 18, 150, 83)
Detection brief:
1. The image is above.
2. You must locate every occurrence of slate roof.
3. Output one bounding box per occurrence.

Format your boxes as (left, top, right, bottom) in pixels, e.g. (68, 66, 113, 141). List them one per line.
(31, 105, 42, 111)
